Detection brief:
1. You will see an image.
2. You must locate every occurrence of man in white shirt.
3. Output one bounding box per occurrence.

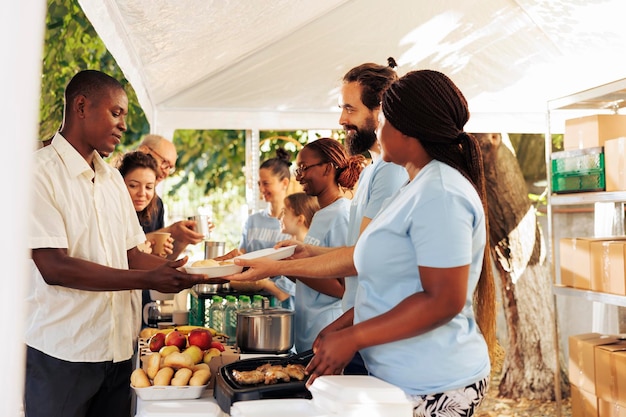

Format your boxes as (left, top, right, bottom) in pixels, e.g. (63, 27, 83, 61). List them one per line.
(26, 70, 207, 417)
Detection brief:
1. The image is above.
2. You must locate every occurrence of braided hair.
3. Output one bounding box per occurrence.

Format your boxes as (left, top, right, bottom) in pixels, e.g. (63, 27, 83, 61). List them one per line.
(303, 138, 365, 190)
(381, 69, 497, 366)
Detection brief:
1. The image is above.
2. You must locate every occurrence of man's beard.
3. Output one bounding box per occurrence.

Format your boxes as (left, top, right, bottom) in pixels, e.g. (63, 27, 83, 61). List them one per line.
(345, 117, 377, 156)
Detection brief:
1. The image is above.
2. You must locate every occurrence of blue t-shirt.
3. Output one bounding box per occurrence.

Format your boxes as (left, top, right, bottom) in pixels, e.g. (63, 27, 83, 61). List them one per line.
(343, 159, 408, 312)
(295, 197, 350, 352)
(354, 160, 490, 395)
(240, 208, 295, 309)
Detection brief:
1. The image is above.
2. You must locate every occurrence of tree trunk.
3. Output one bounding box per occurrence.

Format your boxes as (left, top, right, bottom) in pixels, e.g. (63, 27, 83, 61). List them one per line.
(476, 133, 569, 400)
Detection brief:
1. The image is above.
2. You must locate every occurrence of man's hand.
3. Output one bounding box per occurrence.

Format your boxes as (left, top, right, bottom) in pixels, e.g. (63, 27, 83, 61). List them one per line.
(148, 256, 209, 293)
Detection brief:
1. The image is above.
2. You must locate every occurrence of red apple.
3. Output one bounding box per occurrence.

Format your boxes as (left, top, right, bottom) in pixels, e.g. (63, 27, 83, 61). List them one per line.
(148, 332, 166, 352)
(209, 340, 225, 352)
(187, 328, 212, 350)
(164, 329, 187, 350)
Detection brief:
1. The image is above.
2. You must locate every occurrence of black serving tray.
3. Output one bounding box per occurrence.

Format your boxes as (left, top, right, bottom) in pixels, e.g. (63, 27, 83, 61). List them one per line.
(214, 350, 314, 413)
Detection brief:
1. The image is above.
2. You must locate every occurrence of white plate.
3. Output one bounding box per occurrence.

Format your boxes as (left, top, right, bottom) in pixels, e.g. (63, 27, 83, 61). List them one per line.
(236, 245, 297, 261)
(132, 383, 209, 401)
(183, 263, 243, 277)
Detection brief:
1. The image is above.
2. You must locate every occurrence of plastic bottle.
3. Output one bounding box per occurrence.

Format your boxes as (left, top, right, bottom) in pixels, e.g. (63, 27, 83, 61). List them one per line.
(238, 295, 252, 311)
(224, 295, 238, 342)
(203, 296, 212, 328)
(208, 295, 225, 334)
(252, 294, 264, 309)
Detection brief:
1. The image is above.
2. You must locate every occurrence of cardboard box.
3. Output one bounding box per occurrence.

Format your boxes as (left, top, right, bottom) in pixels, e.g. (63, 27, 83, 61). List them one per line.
(560, 238, 626, 289)
(599, 398, 626, 417)
(605, 137, 626, 191)
(569, 333, 620, 394)
(565, 115, 626, 150)
(207, 344, 239, 388)
(591, 240, 612, 293)
(607, 242, 626, 296)
(560, 238, 592, 288)
(595, 342, 626, 406)
(571, 384, 599, 417)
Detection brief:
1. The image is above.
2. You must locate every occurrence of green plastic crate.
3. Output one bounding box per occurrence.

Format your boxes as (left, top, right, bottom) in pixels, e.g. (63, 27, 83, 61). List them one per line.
(552, 169, 605, 193)
(551, 147, 604, 175)
(188, 290, 209, 326)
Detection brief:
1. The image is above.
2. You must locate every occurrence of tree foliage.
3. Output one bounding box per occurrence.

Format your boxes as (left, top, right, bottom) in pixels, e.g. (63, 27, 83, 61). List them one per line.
(39, 0, 339, 246)
(41, 0, 149, 144)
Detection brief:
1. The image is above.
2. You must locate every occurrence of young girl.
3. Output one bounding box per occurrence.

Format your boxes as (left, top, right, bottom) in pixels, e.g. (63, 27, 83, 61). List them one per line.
(239, 148, 296, 309)
(281, 192, 320, 241)
(293, 137, 364, 352)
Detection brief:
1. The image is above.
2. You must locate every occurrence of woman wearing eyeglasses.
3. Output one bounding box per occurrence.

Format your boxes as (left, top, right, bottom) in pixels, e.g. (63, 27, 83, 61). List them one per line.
(292, 137, 364, 353)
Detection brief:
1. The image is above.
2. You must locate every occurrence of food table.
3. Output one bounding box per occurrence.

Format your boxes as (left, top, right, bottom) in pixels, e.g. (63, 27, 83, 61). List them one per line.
(134, 356, 415, 417)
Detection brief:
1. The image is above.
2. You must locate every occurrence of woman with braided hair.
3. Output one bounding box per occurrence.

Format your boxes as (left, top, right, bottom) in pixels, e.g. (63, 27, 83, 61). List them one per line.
(306, 70, 495, 416)
(354, 69, 497, 416)
(292, 137, 364, 353)
(228, 70, 496, 416)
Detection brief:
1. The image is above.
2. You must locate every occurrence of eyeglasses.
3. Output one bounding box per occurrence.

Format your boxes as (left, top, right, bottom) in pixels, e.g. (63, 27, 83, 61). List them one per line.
(295, 161, 327, 177)
(147, 146, 176, 175)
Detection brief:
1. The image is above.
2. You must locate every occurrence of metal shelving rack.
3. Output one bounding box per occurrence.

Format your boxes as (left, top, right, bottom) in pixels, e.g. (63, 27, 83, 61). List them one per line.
(546, 78, 626, 417)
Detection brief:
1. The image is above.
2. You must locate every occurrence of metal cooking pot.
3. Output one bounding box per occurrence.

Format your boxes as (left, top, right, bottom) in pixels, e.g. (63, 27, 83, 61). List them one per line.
(236, 307, 294, 353)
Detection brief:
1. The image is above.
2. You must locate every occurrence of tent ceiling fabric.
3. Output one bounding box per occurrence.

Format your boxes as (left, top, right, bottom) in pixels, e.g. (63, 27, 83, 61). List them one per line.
(79, 0, 626, 134)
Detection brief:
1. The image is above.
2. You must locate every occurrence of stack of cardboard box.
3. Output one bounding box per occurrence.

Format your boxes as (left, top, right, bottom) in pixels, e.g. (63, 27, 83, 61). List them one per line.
(559, 237, 626, 295)
(569, 333, 626, 417)
(556, 114, 626, 193)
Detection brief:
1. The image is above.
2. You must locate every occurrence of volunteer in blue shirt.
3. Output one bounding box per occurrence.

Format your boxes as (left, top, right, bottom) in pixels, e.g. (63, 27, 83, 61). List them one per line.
(228, 70, 497, 417)
(293, 137, 364, 353)
(239, 148, 295, 309)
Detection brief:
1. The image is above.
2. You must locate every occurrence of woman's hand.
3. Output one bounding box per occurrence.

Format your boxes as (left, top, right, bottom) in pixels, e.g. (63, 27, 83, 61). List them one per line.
(145, 233, 174, 258)
(167, 220, 205, 245)
(305, 327, 357, 387)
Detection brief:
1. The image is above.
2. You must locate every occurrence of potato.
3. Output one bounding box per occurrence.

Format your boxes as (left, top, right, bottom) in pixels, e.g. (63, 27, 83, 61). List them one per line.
(189, 369, 211, 386)
(143, 352, 161, 380)
(163, 351, 195, 369)
(171, 368, 193, 386)
(153, 367, 175, 386)
(130, 368, 151, 388)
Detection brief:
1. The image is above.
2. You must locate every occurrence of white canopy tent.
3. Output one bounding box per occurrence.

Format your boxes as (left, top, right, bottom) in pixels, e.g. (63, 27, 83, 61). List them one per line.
(79, 0, 626, 137)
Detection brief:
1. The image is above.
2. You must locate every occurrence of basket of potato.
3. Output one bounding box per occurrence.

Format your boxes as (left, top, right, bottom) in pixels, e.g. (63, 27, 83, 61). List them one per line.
(131, 326, 227, 400)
